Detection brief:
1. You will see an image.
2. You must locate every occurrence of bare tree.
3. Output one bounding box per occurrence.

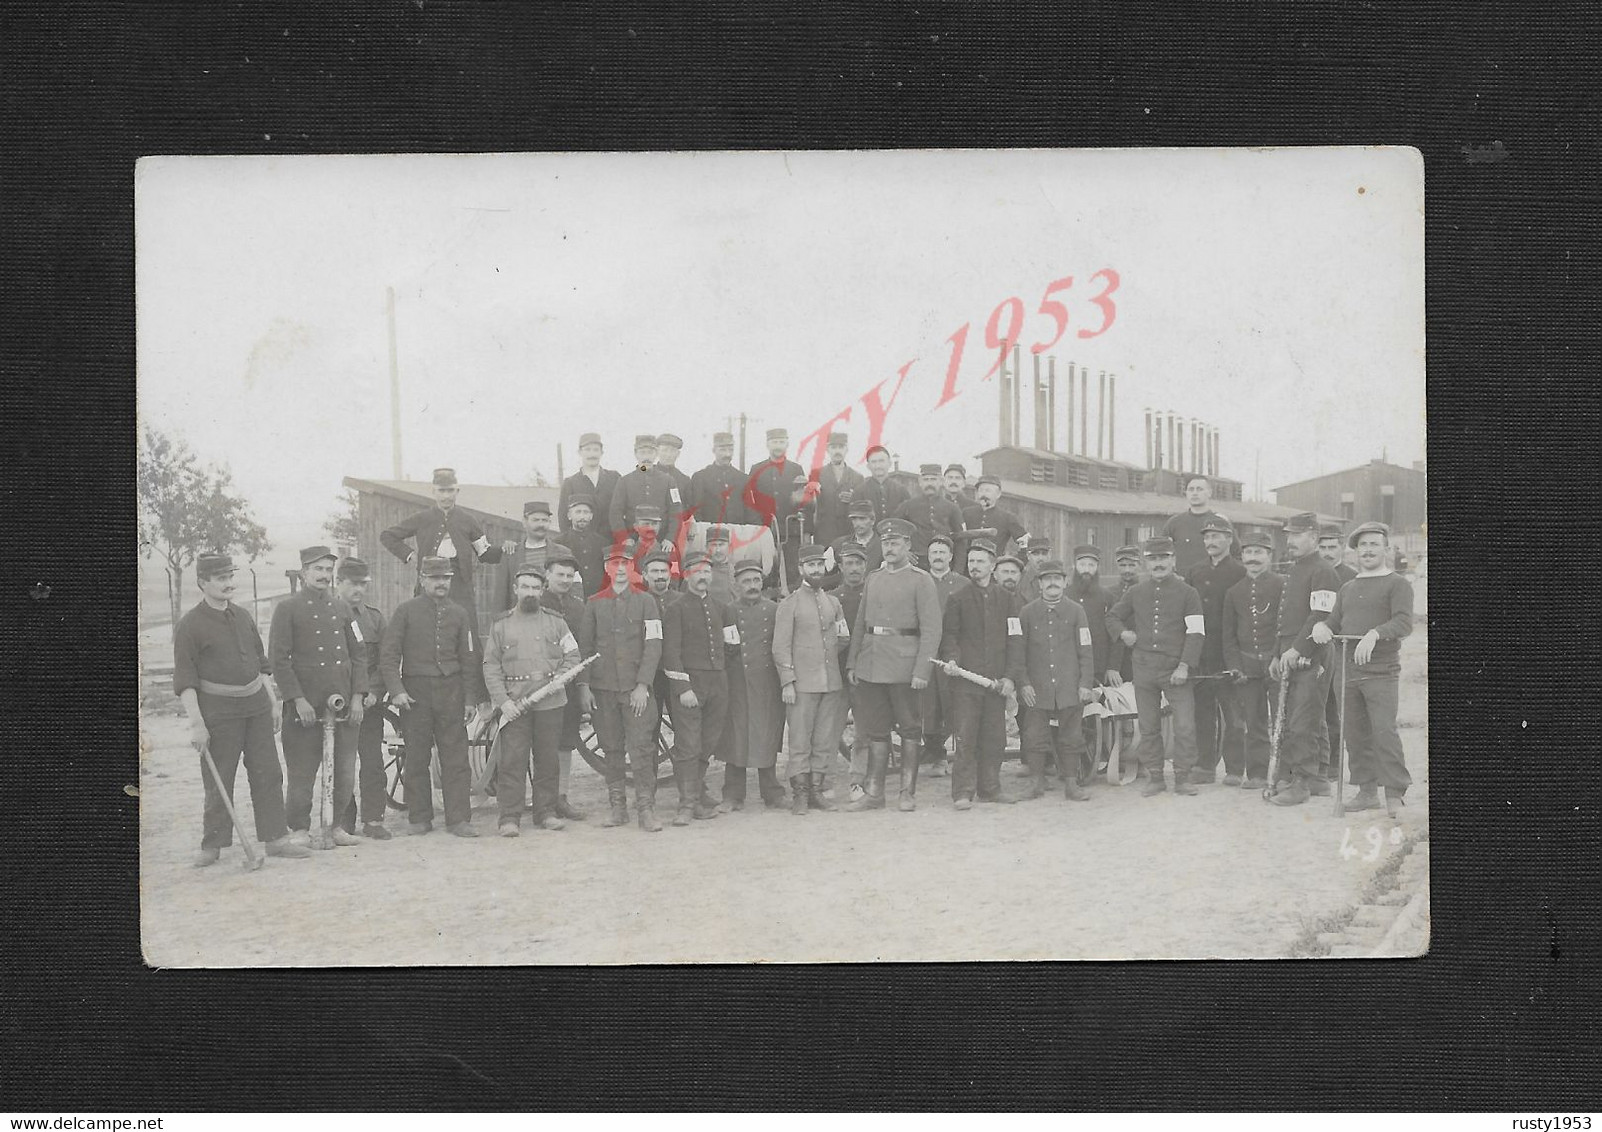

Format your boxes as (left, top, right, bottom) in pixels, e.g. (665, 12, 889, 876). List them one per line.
(324, 487, 361, 549)
(138, 424, 270, 627)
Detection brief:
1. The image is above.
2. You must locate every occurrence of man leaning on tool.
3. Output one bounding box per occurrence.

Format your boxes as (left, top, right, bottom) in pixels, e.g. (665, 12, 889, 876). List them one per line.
(844, 517, 943, 812)
(1106, 536, 1205, 797)
(1265, 512, 1343, 806)
(269, 545, 368, 848)
(1221, 531, 1284, 790)
(379, 555, 489, 837)
(174, 553, 310, 867)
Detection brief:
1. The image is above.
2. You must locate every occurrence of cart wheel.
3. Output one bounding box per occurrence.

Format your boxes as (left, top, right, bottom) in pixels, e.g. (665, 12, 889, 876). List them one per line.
(383, 703, 408, 811)
(651, 699, 677, 785)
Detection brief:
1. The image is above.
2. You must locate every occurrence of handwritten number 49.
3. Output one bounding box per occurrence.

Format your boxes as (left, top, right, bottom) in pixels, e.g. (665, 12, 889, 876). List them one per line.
(1340, 825, 1404, 861)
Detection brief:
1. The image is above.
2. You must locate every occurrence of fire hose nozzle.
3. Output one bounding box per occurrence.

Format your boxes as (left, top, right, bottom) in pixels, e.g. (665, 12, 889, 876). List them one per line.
(325, 692, 348, 715)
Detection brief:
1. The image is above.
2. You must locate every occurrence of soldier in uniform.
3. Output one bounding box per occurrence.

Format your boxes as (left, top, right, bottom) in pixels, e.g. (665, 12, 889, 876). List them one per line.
(609, 435, 673, 547)
(1317, 522, 1358, 782)
(1222, 531, 1285, 789)
(960, 475, 1028, 564)
(858, 444, 911, 523)
(1106, 537, 1206, 797)
(269, 545, 368, 848)
(744, 427, 809, 590)
(994, 553, 1025, 596)
(558, 432, 622, 543)
(825, 498, 883, 589)
(1185, 517, 1248, 785)
(655, 432, 696, 553)
(380, 466, 509, 633)
(1110, 544, 1144, 684)
(483, 563, 581, 836)
(809, 431, 866, 548)
(689, 431, 753, 530)
(704, 526, 738, 606)
(1161, 475, 1240, 575)
(660, 551, 733, 825)
(1020, 538, 1052, 603)
(500, 500, 556, 611)
(578, 549, 666, 831)
(174, 553, 309, 867)
(379, 556, 489, 837)
(333, 557, 392, 839)
(773, 544, 850, 815)
(717, 557, 787, 810)
(541, 546, 591, 823)
(1018, 558, 1096, 802)
(833, 543, 873, 803)
(1066, 545, 1124, 780)
(844, 517, 943, 812)
(895, 463, 965, 563)
(1266, 512, 1342, 806)
(939, 538, 1026, 808)
(919, 533, 970, 779)
(942, 463, 976, 507)
(1310, 520, 1416, 816)
(561, 493, 612, 600)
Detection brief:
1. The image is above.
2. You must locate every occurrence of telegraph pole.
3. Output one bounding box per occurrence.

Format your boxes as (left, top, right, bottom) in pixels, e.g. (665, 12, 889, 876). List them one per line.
(386, 286, 403, 479)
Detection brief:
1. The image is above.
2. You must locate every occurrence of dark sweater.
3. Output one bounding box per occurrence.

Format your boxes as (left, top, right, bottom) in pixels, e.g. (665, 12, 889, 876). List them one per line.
(1326, 572, 1414, 677)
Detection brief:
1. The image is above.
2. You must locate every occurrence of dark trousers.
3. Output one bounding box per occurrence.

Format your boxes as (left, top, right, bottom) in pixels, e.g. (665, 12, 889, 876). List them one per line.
(1322, 665, 1344, 778)
(341, 699, 389, 830)
(669, 668, 730, 774)
(950, 686, 1007, 801)
(399, 674, 473, 827)
(1132, 651, 1196, 778)
(1280, 665, 1328, 782)
(591, 688, 658, 785)
(1021, 704, 1088, 778)
(496, 706, 562, 822)
(919, 667, 953, 762)
(1313, 657, 1337, 774)
(280, 706, 358, 833)
(1236, 674, 1279, 780)
(854, 679, 922, 742)
(198, 709, 288, 849)
(1343, 674, 1411, 792)
(1194, 674, 1245, 776)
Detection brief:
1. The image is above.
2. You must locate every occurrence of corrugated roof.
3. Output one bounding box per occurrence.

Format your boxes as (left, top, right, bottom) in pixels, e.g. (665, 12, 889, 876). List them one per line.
(1000, 478, 1335, 526)
(344, 477, 559, 524)
(977, 444, 1146, 473)
(1272, 460, 1427, 492)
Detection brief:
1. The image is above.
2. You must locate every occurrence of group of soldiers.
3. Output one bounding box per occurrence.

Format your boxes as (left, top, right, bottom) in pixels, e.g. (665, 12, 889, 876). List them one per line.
(172, 432, 1417, 867)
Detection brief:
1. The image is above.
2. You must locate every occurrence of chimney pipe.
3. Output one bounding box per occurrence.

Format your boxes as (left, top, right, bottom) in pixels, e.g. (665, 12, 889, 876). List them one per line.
(1080, 367, 1088, 455)
(1214, 428, 1221, 478)
(1096, 371, 1106, 460)
(1047, 357, 1057, 450)
(998, 344, 1010, 447)
(1065, 362, 1074, 454)
(1144, 406, 1152, 468)
(1012, 344, 1023, 447)
(1168, 413, 1177, 474)
(1033, 353, 1047, 450)
(1108, 374, 1117, 462)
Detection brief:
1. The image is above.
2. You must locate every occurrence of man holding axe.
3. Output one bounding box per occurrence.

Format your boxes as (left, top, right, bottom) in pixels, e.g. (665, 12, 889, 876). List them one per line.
(1310, 520, 1415, 817)
(174, 553, 310, 868)
(1265, 512, 1343, 806)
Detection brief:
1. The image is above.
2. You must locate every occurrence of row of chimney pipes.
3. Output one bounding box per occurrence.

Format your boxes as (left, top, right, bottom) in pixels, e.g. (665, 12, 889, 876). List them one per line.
(996, 344, 1221, 478)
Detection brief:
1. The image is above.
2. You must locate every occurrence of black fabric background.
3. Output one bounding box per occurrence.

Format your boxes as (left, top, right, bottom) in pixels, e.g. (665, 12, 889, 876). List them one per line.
(2, 0, 1598, 1111)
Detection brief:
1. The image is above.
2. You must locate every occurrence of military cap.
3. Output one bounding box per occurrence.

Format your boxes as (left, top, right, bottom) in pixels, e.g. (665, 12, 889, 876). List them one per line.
(524, 499, 551, 517)
(1114, 543, 1143, 563)
(733, 557, 765, 578)
(1283, 511, 1320, 534)
(1201, 516, 1235, 537)
(545, 544, 578, 569)
(681, 550, 712, 573)
(566, 493, 595, 512)
(641, 546, 673, 567)
(605, 547, 633, 564)
(336, 557, 371, 581)
(1036, 558, 1068, 579)
(877, 517, 916, 541)
(944, 463, 967, 476)
(705, 526, 731, 545)
(633, 434, 659, 450)
(1240, 531, 1275, 551)
(419, 556, 455, 577)
(975, 474, 1001, 489)
(1026, 539, 1051, 555)
(766, 427, 788, 441)
(1072, 544, 1100, 562)
(633, 504, 663, 523)
(798, 544, 828, 564)
(431, 467, 458, 487)
(865, 444, 890, 460)
(577, 432, 603, 449)
(1346, 520, 1392, 548)
(657, 433, 684, 449)
(299, 544, 338, 567)
(712, 431, 734, 445)
(927, 533, 955, 552)
(996, 553, 1024, 570)
(967, 538, 998, 558)
(847, 499, 876, 518)
(514, 561, 546, 581)
(1318, 523, 1345, 540)
(196, 552, 234, 580)
(918, 463, 942, 476)
(838, 543, 868, 562)
(1141, 536, 1176, 557)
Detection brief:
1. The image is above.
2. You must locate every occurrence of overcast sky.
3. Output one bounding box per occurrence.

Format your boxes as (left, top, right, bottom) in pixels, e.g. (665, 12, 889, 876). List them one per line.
(137, 148, 1423, 551)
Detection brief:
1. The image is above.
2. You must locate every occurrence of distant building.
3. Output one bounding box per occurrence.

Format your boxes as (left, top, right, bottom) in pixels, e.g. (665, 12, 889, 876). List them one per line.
(1273, 459, 1427, 545)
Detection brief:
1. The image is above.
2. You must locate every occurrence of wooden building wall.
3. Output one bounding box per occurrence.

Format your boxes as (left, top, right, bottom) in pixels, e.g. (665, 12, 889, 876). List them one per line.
(353, 490, 525, 624)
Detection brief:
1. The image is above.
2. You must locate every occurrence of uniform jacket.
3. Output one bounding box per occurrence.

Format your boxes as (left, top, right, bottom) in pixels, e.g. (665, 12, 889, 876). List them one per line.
(809, 461, 867, 547)
(609, 464, 674, 542)
(1106, 573, 1205, 667)
(482, 605, 581, 711)
(1161, 509, 1241, 575)
(380, 504, 506, 600)
(939, 579, 1026, 686)
(724, 595, 784, 760)
(499, 538, 554, 612)
(927, 569, 972, 613)
(824, 532, 883, 588)
(959, 502, 1028, 560)
(1184, 553, 1249, 672)
(1276, 552, 1342, 657)
(744, 456, 808, 530)
(558, 466, 622, 539)
(1333, 561, 1358, 586)
(773, 582, 849, 694)
(268, 588, 368, 708)
(661, 590, 735, 688)
(562, 524, 613, 599)
(173, 600, 272, 721)
(379, 594, 487, 701)
(833, 580, 865, 682)
(1019, 597, 1096, 708)
(1222, 571, 1284, 678)
(688, 460, 754, 527)
(659, 464, 696, 546)
(858, 475, 911, 524)
(846, 563, 943, 685)
(706, 561, 738, 606)
(347, 600, 387, 692)
(578, 589, 663, 693)
(1066, 576, 1122, 676)
(895, 493, 966, 558)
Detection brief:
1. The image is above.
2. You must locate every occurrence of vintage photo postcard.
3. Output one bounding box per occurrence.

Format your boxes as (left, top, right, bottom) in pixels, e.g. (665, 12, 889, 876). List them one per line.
(136, 148, 1426, 965)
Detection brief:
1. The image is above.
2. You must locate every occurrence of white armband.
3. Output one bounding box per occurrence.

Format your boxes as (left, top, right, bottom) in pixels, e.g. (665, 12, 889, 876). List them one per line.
(560, 632, 578, 653)
(1007, 617, 1022, 636)
(664, 669, 690, 682)
(350, 622, 364, 643)
(1310, 590, 1337, 613)
(1184, 615, 1205, 635)
(1079, 627, 1092, 647)
(724, 625, 741, 645)
(836, 619, 851, 637)
(645, 618, 663, 640)
(472, 535, 490, 556)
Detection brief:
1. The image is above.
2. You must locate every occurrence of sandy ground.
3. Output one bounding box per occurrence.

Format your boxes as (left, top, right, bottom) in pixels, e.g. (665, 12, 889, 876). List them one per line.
(140, 592, 1428, 967)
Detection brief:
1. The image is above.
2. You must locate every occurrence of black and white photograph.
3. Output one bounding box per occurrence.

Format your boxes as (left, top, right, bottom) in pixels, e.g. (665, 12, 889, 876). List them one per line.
(135, 147, 1427, 965)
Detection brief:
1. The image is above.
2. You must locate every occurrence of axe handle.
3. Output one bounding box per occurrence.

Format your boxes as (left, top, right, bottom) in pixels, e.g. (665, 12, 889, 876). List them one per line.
(199, 740, 262, 870)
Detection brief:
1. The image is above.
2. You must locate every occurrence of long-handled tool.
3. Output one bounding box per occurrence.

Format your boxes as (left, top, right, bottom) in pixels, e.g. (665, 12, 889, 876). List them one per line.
(1262, 663, 1292, 801)
(1328, 634, 1369, 819)
(198, 739, 264, 871)
(938, 658, 1007, 694)
(474, 656, 600, 792)
(315, 692, 348, 850)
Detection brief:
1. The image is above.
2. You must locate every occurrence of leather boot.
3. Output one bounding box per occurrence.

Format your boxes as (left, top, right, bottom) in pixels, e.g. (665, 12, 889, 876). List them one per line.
(556, 795, 588, 821)
(1141, 766, 1168, 796)
(602, 781, 629, 827)
(977, 755, 1016, 803)
(634, 754, 662, 831)
(1059, 749, 1090, 801)
(758, 766, 786, 808)
(897, 738, 921, 811)
(720, 765, 748, 812)
(1268, 774, 1311, 806)
(1020, 747, 1046, 801)
(692, 760, 720, 820)
(698, 761, 720, 812)
(790, 776, 809, 815)
(809, 772, 837, 811)
(672, 760, 695, 826)
(1384, 786, 1406, 817)
(1345, 783, 1382, 811)
(845, 741, 889, 810)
